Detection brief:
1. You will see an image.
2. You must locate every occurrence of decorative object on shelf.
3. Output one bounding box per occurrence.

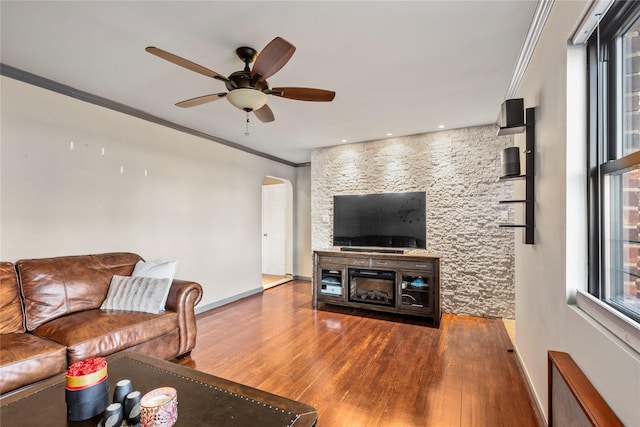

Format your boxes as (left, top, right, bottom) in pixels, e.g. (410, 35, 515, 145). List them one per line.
(500, 146, 521, 178)
(497, 98, 526, 135)
(65, 357, 110, 421)
(497, 100, 536, 244)
(140, 386, 178, 427)
(411, 277, 428, 288)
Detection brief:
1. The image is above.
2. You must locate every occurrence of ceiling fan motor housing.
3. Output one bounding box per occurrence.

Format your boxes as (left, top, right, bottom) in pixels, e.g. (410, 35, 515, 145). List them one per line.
(225, 71, 268, 92)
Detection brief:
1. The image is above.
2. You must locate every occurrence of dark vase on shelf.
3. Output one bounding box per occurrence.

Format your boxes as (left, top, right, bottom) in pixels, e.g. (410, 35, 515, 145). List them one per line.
(501, 147, 521, 177)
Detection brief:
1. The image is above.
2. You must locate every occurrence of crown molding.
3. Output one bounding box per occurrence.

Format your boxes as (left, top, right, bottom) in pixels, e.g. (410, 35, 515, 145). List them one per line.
(0, 63, 300, 168)
(504, 0, 555, 100)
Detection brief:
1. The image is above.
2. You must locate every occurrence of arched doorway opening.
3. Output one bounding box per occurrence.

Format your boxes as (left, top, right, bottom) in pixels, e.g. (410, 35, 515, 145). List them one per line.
(261, 176, 293, 289)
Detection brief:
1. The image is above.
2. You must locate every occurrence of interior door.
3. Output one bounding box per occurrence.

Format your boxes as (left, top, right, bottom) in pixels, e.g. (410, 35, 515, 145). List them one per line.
(262, 183, 287, 275)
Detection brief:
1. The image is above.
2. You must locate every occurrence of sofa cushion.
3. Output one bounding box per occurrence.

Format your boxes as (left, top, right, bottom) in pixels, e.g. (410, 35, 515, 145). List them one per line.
(0, 333, 67, 394)
(33, 308, 179, 364)
(17, 252, 142, 330)
(0, 262, 25, 334)
(101, 275, 172, 314)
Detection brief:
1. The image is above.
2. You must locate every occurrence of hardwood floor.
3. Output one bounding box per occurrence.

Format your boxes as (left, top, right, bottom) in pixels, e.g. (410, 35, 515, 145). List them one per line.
(176, 281, 541, 427)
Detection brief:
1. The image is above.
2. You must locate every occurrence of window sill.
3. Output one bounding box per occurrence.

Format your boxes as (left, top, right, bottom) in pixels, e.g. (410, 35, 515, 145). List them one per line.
(576, 290, 640, 354)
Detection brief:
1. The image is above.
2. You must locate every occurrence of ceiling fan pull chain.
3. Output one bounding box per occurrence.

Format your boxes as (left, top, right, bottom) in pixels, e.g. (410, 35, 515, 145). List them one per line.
(245, 111, 250, 136)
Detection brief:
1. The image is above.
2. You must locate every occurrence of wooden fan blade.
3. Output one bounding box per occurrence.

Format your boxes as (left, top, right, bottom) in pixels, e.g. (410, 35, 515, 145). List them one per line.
(175, 92, 227, 108)
(271, 87, 336, 102)
(251, 37, 296, 81)
(254, 104, 275, 123)
(146, 46, 229, 82)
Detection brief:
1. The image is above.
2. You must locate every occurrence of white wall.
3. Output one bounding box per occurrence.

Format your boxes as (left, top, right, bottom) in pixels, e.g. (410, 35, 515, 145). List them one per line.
(294, 165, 312, 279)
(0, 77, 304, 310)
(515, 1, 640, 425)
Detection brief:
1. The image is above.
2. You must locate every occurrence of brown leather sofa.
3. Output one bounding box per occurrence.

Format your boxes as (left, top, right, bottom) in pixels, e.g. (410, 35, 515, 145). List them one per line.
(0, 252, 203, 395)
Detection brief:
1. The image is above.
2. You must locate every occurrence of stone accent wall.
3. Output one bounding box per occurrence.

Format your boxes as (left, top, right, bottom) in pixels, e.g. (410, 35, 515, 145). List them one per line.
(311, 125, 517, 318)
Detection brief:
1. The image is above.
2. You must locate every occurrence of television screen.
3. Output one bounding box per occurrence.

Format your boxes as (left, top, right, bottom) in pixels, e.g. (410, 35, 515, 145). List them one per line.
(333, 192, 426, 249)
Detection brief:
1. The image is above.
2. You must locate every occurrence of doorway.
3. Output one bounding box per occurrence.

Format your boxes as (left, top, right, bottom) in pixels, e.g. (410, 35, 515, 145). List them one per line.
(262, 176, 293, 289)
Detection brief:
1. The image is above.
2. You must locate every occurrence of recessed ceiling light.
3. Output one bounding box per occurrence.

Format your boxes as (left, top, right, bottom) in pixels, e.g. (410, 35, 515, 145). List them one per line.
(438, 125, 445, 129)
(341, 139, 347, 143)
(386, 133, 393, 136)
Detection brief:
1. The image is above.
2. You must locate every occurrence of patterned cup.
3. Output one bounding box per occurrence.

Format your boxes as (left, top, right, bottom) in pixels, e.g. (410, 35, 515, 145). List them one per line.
(140, 387, 178, 427)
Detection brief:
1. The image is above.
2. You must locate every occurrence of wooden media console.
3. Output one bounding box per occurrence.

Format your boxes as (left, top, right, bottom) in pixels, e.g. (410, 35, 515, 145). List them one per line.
(313, 249, 441, 325)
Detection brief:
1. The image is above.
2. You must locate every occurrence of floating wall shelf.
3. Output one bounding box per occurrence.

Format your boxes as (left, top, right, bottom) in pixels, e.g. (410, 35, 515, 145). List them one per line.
(498, 107, 535, 244)
(499, 174, 527, 180)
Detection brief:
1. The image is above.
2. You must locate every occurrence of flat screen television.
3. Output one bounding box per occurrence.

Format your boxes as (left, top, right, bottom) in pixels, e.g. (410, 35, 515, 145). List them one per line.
(333, 191, 426, 249)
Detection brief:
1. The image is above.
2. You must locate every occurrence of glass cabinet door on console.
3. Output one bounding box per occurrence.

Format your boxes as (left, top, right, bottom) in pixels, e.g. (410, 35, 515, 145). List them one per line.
(398, 272, 434, 314)
(320, 268, 344, 298)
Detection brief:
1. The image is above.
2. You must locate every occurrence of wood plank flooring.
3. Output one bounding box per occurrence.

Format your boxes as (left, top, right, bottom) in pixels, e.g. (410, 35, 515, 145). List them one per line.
(176, 281, 541, 427)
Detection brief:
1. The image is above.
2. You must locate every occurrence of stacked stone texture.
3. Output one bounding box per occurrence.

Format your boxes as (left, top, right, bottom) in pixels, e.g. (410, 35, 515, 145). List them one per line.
(311, 125, 518, 318)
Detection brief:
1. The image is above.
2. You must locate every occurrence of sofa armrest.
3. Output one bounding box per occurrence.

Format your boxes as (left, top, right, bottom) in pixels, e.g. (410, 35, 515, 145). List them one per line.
(165, 279, 203, 356)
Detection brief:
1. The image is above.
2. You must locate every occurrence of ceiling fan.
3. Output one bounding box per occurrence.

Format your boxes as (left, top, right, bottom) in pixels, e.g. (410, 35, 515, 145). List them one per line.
(146, 37, 335, 123)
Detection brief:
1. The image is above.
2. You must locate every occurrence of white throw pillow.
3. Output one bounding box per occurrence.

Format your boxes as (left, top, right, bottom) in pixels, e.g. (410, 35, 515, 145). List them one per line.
(101, 275, 172, 314)
(132, 260, 177, 283)
(131, 260, 177, 313)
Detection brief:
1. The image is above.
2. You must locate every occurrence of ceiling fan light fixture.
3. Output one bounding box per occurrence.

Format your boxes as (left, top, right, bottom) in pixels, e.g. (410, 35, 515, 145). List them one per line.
(226, 88, 268, 112)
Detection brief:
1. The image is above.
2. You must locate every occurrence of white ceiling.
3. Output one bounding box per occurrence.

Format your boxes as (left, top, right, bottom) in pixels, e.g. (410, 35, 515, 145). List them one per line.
(0, 1, 538, 164)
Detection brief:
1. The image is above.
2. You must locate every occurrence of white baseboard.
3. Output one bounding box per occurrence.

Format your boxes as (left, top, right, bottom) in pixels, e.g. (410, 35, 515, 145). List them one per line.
(194, 287, 263, 314)
(513, 346, 548, 426)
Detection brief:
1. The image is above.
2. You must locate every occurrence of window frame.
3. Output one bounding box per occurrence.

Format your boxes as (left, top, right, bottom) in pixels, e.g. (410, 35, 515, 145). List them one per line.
(587, 0, 640, 325)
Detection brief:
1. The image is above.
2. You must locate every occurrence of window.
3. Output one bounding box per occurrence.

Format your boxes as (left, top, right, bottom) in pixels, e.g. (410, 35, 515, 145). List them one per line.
(588, 1, 640, 324)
